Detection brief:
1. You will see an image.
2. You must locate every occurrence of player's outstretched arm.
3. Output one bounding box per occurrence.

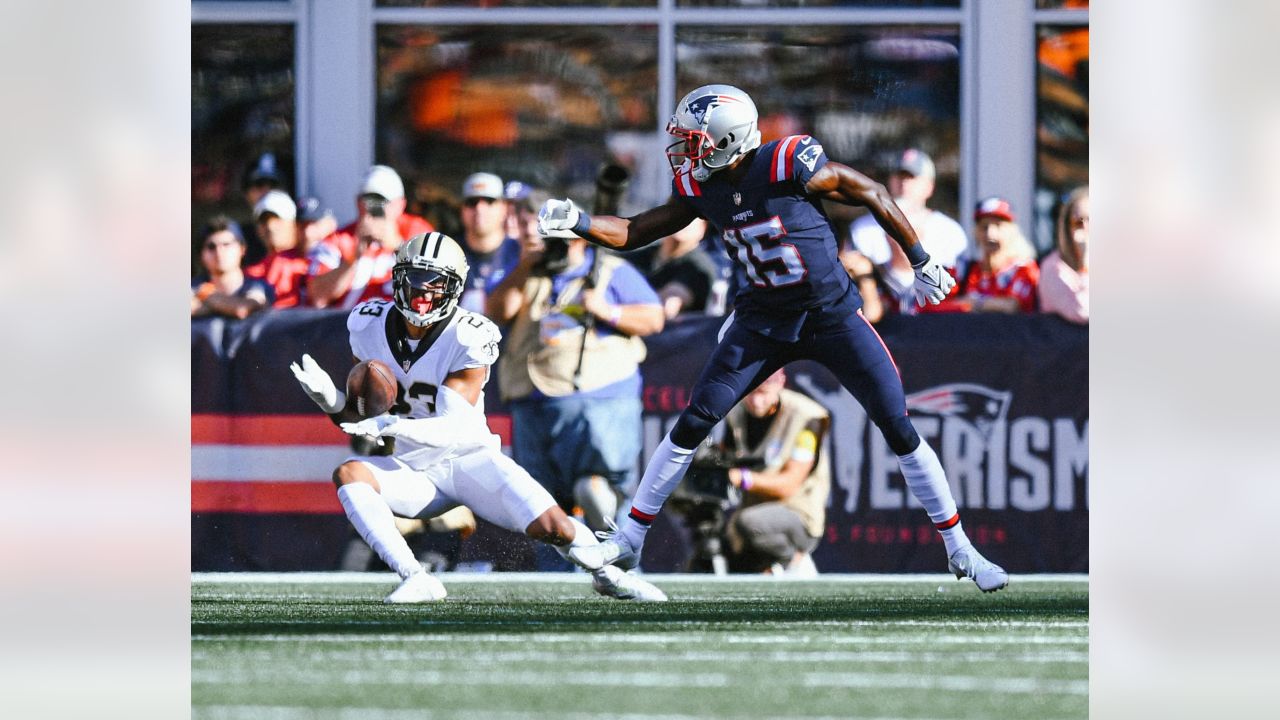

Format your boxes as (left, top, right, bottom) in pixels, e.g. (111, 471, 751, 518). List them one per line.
(289, 353, 363, 425)
(538, 195, 699, 252)
(805, 161, 922, 256)
(806, 162, 955, 305)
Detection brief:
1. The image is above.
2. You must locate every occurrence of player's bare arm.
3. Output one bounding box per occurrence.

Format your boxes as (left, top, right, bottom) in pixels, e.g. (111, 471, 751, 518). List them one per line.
(805, 161, 923, 256)
(806, 160, 955, 306)
(540, 194, 699, 252)
(442, 365, 488, 406)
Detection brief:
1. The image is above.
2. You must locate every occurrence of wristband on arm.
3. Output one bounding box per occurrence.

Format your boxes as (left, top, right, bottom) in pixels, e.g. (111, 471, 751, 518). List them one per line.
(572, 211, 593, 237)
(740, 469, 753, 491)
(904, 241, 930, 268)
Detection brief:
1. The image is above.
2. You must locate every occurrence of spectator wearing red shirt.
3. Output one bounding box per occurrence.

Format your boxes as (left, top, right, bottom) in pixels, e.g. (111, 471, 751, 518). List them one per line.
(245, 190, 310, 308)
(307, 165, 434, 309)
(928, 197, 1039, 314)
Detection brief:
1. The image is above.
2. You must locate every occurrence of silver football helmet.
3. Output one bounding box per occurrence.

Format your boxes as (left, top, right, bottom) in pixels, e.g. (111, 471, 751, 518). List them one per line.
(666, 84, 762, 182)
(392, 232, 470, 327)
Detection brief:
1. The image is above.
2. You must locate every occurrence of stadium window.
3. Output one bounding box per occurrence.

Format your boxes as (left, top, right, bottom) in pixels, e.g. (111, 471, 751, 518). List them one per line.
(378, 0, 656, 7)
(1034, 23, 1088, 253)
(675, 0, 956, 6)
(675, 25, 962, 221)
(375, 24, 659, 223)
(191, 23, 295, 272)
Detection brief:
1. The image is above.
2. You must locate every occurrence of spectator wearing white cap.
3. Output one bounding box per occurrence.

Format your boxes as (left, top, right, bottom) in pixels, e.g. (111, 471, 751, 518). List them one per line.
(927, 197, 1040, 314)
(244, 190, 310, 308)
(307, 164, 435, 309)
(457, 172, 522, 315)
(192, 215, 274, 319)
(842, 148, 968, 315)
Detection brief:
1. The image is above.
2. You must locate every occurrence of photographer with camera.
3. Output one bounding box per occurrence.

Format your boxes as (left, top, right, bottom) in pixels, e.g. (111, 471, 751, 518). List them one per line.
(704, 368, 831, 576)
(307, 165, 434, 309)
(486, 196, 664, 567)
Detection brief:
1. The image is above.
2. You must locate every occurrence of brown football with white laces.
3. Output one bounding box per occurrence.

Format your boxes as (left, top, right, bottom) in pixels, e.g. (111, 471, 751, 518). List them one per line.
(346, 359, 398, 418)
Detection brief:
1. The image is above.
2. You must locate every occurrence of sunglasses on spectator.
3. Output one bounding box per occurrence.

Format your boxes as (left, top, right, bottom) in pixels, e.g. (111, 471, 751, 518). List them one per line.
(463, 197, 497, 208)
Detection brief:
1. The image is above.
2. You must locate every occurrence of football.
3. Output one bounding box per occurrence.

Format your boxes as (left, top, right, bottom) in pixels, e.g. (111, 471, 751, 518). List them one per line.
(346, 359, 398, 417)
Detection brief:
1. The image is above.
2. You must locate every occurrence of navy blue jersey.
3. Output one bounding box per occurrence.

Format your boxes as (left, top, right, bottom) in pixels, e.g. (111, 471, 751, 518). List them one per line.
(672, 135, 855, 340)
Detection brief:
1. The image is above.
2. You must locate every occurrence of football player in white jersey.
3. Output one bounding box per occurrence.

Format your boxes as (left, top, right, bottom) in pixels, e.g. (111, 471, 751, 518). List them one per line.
(290, 231, 666, 603)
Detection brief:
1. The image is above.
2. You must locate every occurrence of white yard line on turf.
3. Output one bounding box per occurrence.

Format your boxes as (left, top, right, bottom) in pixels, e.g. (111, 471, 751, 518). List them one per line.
(193, 648, 1088, 664)
(192, 571, 1088, 584)
(193, 633, 1088, 645)
(193, 708, 968, 720)
(193, 668, 1086, 696)
(804, 671, 1088, 696)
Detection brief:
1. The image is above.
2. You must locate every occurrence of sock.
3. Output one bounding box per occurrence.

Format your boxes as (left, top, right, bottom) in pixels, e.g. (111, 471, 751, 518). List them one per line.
(337, 483, 422, 580)
(935, 514, 970, 557)
(897, 440, 971, 556)
(554, 516, 600, 569)
(624, 434, 697, 546)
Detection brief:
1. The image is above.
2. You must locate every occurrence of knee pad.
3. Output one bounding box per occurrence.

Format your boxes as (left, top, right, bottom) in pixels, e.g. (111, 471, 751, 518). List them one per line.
(875, 414, 920, 456)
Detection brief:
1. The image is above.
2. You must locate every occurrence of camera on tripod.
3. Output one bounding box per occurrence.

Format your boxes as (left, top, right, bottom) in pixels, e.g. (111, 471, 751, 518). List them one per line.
(667, 443, 767, 574)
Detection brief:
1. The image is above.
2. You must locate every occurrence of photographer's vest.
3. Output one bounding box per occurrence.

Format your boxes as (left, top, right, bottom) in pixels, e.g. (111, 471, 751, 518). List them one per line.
(499, 253, 647, 400)
(725, 389, 832, 538)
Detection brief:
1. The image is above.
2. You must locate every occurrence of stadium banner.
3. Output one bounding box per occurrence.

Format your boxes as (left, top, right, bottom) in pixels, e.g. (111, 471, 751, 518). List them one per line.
(192, 311, 1088, 573)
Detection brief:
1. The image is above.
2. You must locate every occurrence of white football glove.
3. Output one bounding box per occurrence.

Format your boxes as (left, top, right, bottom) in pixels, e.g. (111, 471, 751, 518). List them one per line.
(911, 256, 956, 307)
(339, 414, 400, 440)
(289, 354, 346, 414)
(536, 198, 584, 239)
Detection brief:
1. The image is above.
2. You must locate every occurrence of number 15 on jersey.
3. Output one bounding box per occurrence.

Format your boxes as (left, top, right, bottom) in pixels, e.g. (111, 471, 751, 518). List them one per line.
(721, 216, 807, 288)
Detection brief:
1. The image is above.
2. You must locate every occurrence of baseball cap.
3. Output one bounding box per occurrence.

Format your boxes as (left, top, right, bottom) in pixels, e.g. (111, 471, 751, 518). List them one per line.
(893, 148, 935, 179)
(254, 189, 297, 222)
(246, 152, 282, 185)
(360, 165, 405, 201)
(462, 172, 504, 200)
(974, 196, 1015, 223)
(296, 196, 333, 223)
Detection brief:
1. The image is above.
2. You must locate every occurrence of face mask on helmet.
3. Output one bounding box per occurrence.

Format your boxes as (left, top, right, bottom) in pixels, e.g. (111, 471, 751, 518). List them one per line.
(665, 87, 761, 182)
(393, 265, 463, 327)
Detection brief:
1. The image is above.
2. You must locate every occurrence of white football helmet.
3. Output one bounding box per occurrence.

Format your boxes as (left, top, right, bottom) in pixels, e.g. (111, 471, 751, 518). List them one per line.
(392, 232, 470, 327)
(666, 84, 762, 182)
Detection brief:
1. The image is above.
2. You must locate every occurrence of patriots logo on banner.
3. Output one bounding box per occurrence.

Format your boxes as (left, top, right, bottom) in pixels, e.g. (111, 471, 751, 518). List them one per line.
(906, 383, 1012, 440)
(797, 143, 824, 172)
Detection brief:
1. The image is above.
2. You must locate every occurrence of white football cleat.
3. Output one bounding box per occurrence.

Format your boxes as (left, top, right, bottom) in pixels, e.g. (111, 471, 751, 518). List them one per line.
(384, 572, 448, 604)
(567, 519, 642, 571)
(591, 565, 667, 602)
(947, 546, 1009, 593)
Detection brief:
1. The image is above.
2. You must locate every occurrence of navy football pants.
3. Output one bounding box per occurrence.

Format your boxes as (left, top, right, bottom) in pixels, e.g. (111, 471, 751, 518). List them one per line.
(670, 306, 920, 456)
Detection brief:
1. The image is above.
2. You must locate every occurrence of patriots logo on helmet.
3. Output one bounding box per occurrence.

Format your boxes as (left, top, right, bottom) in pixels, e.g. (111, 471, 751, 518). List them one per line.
(906, 383, 1012, 440)
(686, 93, 740, 127)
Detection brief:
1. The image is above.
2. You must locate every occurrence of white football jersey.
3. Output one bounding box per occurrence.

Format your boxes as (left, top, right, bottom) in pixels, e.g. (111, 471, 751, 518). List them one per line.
(347, 299, 502, 462)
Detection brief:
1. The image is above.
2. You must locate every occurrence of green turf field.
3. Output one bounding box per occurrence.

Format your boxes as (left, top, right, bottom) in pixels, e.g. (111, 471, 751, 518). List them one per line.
(192, 573, 1088, 719)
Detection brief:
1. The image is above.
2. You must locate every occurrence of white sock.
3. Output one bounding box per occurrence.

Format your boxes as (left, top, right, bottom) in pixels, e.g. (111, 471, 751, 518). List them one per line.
(554, 516, 601, 569)
(337, 483, 422, 579)
(624, 434, 697, 545)
(897, 440, 971, 556)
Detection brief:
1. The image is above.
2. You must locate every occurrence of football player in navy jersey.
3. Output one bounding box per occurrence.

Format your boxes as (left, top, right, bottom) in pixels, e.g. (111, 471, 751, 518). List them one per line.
(539, 84, 1007, 592)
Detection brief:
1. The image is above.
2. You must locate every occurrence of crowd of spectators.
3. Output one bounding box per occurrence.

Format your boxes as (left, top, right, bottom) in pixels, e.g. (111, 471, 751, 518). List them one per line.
(194, 154, 1087, 573)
